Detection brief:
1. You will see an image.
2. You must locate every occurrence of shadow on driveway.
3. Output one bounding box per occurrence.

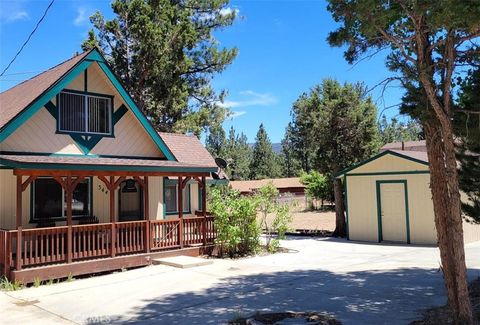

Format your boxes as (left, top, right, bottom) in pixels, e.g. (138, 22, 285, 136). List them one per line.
(98, 266, 474, 325)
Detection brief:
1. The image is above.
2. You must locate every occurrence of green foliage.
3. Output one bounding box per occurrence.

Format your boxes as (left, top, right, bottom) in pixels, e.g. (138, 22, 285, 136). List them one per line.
(209, 187, 260, 257)
(300, 171, 332, 208)
(0, 277, 24, 291)
(290, 79, 380, 175)
(46, 278, 54, 286)
(33, 277, 42, 288)
(378, 116, 424, 146)
(279, 123, 302, 177)
(206, 126, 252, 180)
(82, 0, 238, 136)
(256, 183, 292, 252)
(67, 273, 75, 282)
(250, 124, 282, 180)
(455, 68, 480, 222)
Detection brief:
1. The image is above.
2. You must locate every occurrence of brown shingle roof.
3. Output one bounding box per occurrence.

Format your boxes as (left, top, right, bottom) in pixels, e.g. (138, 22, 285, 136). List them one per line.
(158, 132, 217, 168)
(0, 51, 90, 130)
(230, 177, 304, 193)
(381, 140, 427, 152)
(0, 154, 217, 171)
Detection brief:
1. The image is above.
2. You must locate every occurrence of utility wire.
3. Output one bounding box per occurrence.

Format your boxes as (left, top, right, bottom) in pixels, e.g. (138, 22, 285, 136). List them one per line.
(0, 0, 55, 77)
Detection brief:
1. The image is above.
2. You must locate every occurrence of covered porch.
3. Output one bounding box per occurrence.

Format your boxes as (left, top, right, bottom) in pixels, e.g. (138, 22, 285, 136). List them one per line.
(0, 156, 218, 283)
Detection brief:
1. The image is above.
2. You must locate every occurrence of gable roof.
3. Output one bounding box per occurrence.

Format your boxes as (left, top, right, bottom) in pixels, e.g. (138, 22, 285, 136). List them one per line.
(0, 49, 175, 160)
(158, 132, 217, 168)
(230, 177, 304, 193)
(335, 149, 429, 177)
(0, 51, 89, 130)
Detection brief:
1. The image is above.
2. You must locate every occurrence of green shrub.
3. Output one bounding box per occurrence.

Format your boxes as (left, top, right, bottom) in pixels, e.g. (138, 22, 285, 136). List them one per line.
(33, 277, 42, 288)
(209, 188, 260, 257)
(0, 276, 24, 291)
(256, 183, 292, 252)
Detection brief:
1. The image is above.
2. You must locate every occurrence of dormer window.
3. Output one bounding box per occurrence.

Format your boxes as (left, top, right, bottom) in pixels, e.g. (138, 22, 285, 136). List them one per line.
(58, 91, 112, 135)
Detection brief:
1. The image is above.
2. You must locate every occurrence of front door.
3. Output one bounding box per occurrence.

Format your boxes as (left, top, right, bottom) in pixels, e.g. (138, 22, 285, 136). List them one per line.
(119, 180, 143, 222)
(378, 182, 408, 243)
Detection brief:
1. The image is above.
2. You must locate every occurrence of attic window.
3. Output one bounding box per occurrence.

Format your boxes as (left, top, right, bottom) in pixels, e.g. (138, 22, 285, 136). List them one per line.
(58, 91, 112, 135)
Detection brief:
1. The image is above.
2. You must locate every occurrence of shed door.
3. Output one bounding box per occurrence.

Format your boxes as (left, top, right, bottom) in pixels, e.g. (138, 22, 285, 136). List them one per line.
(379, 183, 407, 243)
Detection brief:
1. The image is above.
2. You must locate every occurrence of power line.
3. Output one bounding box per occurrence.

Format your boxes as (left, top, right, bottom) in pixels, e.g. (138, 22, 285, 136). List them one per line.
(0, 0, 55, 77)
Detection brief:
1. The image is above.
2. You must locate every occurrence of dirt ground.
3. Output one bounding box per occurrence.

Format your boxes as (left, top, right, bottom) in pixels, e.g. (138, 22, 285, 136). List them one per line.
(263, 209, 336, 232)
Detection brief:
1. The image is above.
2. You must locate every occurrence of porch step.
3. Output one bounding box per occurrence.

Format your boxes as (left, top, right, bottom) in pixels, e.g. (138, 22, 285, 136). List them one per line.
(151, 255, 213, 269)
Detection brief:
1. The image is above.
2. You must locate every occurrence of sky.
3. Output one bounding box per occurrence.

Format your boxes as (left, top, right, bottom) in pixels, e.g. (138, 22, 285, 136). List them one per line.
(0, 0, 406, 143)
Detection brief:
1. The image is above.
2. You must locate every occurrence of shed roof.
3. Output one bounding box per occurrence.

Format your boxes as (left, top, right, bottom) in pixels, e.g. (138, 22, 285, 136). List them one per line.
(230, 177, 304, 193)
(381, 140, 427, 152)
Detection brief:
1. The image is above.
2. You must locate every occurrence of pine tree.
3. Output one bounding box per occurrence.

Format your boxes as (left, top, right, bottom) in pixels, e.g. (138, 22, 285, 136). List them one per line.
(378, 116, 424, 145)
(455, 68, 480, 222)
(82, 0, 238, 136)
(280, 123, 302, 177)
(250, 124, 281, 180)
(224, 127, 252, 180)
(205, 126, 226, 158)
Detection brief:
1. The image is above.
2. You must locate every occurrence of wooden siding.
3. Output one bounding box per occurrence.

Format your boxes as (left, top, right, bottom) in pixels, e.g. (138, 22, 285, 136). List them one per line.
(347, 173, 437, 245)
(0, 103, 83, 154)
(1, 62, 162, 158)
(0, 170, 31, 230)
(351, 154, 428, 174)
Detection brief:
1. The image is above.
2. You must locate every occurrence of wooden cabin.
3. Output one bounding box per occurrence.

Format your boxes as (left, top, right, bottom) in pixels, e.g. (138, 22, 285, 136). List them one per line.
(0, 49, 221, 283)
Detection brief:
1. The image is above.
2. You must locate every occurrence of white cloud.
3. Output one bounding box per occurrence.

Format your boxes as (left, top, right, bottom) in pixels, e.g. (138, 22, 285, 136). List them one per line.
(7, 11, 28, 22)
(219, 7, 239, 17)
(219, 90, 278, 108)
(228, 111, 246, 119)
(74, 8, 87, 26)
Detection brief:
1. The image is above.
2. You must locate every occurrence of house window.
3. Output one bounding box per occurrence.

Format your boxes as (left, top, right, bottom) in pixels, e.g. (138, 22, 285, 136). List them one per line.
(32, 178, 91, 221)
(164, 181, 190, 215)
(58, 91, 112, 135)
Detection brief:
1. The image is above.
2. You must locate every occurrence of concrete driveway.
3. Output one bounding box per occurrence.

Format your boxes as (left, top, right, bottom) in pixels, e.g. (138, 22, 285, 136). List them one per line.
(2, 237, 480, 325)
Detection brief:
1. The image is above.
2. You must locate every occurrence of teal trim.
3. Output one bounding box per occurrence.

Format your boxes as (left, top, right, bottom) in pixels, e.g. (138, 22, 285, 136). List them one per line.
(375, 180, 410, 244)
(0, 157, 217, 173)
(96, 61, 175, 161)
(85, 50, 105, 62)
(113, 104, 128, 124)
(344, 176, 349, 240)
(335, 150, 429, 177)
(84, 69, 88, 92)
(164, 178, 191, 215)
(347, 170, 429, 177)
(0, 60, 93, 142)
(44, 101, 57, 118)
(0, 150, 167, 161)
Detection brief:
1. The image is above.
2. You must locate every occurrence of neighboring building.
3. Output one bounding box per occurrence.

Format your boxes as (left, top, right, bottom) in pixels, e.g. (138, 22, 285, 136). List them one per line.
(230, 177, 305, 196)
(336, 141, 480, 245)
(0, 49, 219, 283)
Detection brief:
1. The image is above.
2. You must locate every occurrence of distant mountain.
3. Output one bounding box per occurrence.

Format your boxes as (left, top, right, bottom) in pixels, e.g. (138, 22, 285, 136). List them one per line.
(249, 143, 283, 154)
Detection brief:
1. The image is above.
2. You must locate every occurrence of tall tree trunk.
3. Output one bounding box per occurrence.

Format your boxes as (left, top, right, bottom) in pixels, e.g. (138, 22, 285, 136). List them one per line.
(424, 121, 473, 324)
(332, 176, 346, 237)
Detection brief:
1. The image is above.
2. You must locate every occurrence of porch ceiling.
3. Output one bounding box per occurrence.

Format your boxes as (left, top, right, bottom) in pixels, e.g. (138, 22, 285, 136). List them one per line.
(0, 154, 217, 175)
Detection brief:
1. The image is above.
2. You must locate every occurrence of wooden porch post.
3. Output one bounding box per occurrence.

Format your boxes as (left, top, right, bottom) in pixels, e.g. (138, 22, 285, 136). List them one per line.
(110, 176, 116, 257)
(178, 176, 184, 248)
(15, 175, 22, 271)
(65, 176, 73, 263)
(202, 176, 207, 246)
(144, 176, 150, 253)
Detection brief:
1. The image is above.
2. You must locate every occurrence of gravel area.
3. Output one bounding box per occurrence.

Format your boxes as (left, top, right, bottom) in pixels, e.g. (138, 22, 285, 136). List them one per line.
(263, 210, 336, 232)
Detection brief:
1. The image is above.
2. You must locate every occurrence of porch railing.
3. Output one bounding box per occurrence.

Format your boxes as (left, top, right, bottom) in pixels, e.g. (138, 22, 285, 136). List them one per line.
(0, 216, 216, 276)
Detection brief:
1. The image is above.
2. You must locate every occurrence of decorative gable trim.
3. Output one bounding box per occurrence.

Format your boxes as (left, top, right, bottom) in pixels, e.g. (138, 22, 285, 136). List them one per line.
(0, 49, 176, 161)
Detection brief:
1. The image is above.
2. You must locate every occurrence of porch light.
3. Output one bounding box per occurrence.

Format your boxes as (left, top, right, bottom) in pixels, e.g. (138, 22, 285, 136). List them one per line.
(122, 179, 137, 193)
